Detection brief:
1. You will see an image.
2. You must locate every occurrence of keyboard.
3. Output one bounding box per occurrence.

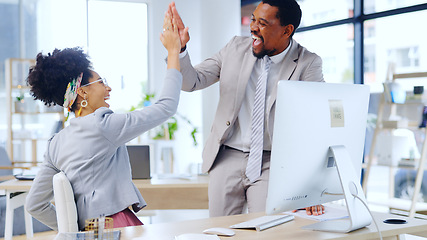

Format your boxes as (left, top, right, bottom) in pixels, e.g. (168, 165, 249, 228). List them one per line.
(230, 214, 294, 232)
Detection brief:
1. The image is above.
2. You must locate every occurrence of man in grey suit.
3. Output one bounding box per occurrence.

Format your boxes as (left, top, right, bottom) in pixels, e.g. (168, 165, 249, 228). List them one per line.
(167, 0, 325, 217)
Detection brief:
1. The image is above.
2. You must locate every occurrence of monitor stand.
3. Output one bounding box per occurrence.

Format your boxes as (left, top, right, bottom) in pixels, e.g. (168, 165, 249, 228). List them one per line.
(302, 145, 372, 233)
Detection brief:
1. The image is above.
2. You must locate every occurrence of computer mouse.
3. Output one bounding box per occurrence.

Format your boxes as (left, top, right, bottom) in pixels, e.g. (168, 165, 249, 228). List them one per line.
(203, 227, 236, 236)
(175, 233, 220, 240)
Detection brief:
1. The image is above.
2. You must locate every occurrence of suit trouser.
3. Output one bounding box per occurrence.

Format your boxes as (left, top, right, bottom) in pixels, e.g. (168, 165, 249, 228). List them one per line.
(208, 145, 271, 217)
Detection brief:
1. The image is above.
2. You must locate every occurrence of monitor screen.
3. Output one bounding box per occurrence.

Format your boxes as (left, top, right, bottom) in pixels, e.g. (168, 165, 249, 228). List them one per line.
(266, 80, 371, 232)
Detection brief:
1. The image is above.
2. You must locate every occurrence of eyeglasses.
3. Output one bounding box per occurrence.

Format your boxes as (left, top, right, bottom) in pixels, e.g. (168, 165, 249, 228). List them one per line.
(81, 78, 108, 87)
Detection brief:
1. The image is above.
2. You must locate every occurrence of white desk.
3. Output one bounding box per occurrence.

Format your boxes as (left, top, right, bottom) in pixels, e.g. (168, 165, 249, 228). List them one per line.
(7, 211, 427, 240)
(0, 180, 33, 240)
(0, 175, 208, 240)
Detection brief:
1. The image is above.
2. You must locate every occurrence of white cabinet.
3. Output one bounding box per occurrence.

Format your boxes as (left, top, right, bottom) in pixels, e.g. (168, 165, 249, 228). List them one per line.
(5, 58, 64, 167)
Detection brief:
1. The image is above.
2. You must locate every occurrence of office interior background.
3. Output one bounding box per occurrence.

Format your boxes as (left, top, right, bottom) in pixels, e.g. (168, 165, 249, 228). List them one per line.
(1, 0, 427, 233)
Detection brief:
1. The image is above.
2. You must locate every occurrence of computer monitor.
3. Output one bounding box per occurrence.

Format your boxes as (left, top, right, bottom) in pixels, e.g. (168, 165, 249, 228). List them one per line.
(127, 145, 151, 179)
(266, 80, 371, 233)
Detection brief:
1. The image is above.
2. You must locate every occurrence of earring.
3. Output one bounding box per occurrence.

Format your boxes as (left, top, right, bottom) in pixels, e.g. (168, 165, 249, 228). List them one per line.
(77, 99, 88, 116)
(81, 99, 88, 107)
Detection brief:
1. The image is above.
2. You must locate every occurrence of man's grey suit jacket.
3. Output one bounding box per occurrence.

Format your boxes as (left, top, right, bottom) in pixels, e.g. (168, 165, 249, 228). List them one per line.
(180, 36, 324, 173)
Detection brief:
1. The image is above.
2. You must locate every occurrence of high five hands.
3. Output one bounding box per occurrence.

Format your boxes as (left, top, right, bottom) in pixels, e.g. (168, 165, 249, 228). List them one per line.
(166, 1, 190, 50)
(160, 10, 181, 71)
(160, 10, 181, 55)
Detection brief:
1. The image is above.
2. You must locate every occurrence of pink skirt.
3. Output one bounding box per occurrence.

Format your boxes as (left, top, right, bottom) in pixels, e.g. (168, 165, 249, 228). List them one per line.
(108, 208, 143, 228)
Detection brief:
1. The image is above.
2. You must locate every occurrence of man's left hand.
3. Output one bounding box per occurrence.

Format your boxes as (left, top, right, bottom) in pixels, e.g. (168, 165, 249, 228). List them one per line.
(292, 205, 325, 216)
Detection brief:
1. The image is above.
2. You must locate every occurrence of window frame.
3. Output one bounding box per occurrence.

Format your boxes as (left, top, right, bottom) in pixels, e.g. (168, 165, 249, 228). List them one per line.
(295, 1, 427, 84)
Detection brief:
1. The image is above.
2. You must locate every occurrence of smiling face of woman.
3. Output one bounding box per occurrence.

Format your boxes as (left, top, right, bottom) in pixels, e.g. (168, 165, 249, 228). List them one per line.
(77, 70, 111, 116)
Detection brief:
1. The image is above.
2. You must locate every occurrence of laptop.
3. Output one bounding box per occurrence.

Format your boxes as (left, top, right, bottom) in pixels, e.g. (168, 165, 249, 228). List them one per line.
(14, 167, 39, 181)
(126, 145, 151, 179)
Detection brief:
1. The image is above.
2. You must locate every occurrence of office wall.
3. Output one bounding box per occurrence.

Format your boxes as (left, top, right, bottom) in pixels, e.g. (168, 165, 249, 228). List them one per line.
(149, 0, 241, 173)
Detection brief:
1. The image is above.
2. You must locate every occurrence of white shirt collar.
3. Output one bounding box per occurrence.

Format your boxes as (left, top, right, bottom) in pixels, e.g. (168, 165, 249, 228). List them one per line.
(269, 40, 292, 64)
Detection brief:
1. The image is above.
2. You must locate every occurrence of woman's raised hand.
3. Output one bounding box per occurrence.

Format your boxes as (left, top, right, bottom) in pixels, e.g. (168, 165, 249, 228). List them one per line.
(160, 12, 181, 70)
(167, 1, 189, 49)
(160, 12, 181, 55)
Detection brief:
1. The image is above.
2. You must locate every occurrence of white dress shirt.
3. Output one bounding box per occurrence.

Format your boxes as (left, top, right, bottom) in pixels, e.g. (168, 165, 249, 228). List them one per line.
(224, 41, 292, 152)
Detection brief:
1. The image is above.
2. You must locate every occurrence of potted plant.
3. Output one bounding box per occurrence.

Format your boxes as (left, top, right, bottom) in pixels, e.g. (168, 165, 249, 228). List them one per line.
(14, 92, 26, 113)
(130, 93, 198, 146)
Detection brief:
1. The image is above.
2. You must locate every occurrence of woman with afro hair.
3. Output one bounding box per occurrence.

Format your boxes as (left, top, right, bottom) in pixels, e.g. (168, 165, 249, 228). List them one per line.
(25, 16, 182, 230)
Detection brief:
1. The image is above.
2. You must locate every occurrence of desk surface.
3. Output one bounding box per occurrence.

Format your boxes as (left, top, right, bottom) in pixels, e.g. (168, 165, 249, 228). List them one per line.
(0, 175, 209, 210)
(9, 211, 427, 240)
(135, 175, 209, 209)
(0, 175, 209, 240)
(0, 175, 209, 190)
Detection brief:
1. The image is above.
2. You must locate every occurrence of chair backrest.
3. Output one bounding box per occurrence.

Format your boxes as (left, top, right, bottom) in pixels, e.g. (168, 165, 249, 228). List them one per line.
(53, 171, 79, 232)
(0, 146, 13, 177)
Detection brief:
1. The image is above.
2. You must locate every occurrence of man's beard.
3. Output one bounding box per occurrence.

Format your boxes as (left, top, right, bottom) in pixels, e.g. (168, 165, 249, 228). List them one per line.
(252, 48, 276, 59)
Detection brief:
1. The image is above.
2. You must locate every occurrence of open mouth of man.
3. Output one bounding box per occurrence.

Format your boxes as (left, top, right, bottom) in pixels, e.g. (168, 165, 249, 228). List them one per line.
(252, 35, 263, 48)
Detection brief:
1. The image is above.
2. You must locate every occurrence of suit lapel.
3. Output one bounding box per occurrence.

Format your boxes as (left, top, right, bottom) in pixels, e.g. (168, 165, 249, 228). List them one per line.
(229, 40, 299, 134)
(266, 39, 299, 115)
(234, 49, 257, 113)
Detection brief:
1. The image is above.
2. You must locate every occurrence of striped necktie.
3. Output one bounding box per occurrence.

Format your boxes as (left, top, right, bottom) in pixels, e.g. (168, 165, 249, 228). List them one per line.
(246, 56, 272, 182)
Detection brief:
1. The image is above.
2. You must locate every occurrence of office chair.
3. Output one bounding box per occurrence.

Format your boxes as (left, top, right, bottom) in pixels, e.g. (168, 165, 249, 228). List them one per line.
(0, 145, 36, 182)
(53, 171, 79, 233)
(0, 146, 13, 176)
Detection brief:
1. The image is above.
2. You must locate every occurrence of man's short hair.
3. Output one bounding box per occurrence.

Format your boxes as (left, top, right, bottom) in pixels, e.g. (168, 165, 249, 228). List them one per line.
(262, 0, 302, 37)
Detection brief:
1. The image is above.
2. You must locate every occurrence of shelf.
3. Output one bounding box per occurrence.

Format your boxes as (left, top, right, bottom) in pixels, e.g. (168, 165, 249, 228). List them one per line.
(362, 161, 427, 170)
(381, 120, 410, 129)
(12, 161, 42, 165)
(390, 99, 426, 105)
(362, 66, 427, 218)
(12, 111, 63, 115)
(10, 86, 31, 90)
(12, 137, 51, 141)
(5, 58, 64, 165)
(369, 197, 427, 212)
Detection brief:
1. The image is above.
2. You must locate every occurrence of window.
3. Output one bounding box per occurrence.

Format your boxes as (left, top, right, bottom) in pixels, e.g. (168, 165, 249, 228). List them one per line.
(365, 0, 427, 14)
(363, 10, 427, 92)
(294, 1, 427, 92)
(1, 0, 149, 113)
(241, 1, 427, 91)
(0, 0, 38, 146)
(298, 0, 353, 27)
(0, 0, 149, 145)
(364, 45, 375, 75)
(88, 0, 148, 112)
(0, 0, 37, 88)
(294, 24, 354, 84)
(388, 47, 419, 69)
